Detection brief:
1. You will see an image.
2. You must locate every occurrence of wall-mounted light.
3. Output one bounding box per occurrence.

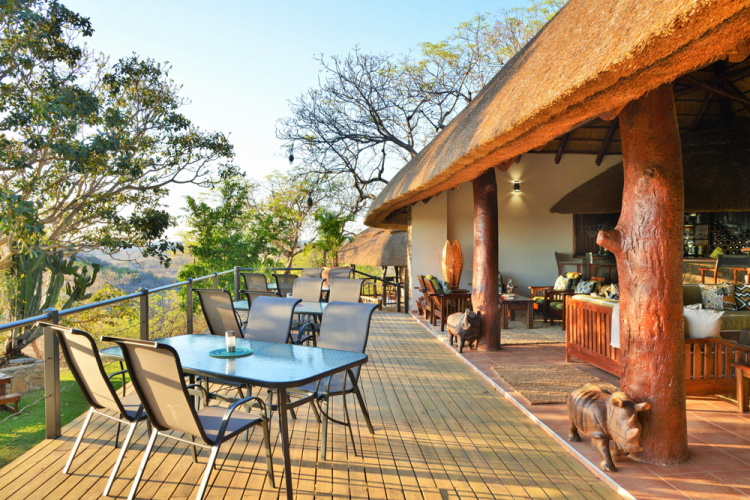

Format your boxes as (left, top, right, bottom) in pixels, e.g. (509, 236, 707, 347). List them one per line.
(513, 180, 521, 193)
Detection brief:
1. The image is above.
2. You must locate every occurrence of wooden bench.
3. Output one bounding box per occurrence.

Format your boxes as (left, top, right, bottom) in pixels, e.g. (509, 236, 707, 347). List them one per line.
(566, 295, 750, 397)
(0, 374, 21, 414)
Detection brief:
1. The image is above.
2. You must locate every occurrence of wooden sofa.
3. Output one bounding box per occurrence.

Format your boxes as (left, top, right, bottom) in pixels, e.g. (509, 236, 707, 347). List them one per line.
(565, 294, 750, 397)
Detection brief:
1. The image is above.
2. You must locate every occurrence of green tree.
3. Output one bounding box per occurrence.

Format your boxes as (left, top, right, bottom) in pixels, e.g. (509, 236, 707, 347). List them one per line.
(310, 209, 352, 266)
(1, 0, 233, 355)
(278, 0, 565, 215)
(178, 168, 279, 290)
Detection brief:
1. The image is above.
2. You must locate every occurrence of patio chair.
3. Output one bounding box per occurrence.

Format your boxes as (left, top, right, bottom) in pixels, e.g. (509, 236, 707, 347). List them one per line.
(241, 272, 270, 292)
(291, 277, 325, 302)
(192, 289, 252, 399)
(273, 273, 298, 297)
(700, 254, 750, 284)
(107, 337, 274, 500)
(327, 267, 352, 281)
(193, 288, 245, 335)
(416, 275, 433, 320)
(37, 323, 147, 497)
(301, 267, 323, 278)
(243, 295, 300, 343)
(291, 302, 377, 458)
(422, 277, 471, 331)
(327, 278, 364, 303)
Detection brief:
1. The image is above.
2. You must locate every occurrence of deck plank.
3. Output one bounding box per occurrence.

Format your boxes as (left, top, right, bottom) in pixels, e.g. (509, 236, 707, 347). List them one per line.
(0, 311, 618, 499)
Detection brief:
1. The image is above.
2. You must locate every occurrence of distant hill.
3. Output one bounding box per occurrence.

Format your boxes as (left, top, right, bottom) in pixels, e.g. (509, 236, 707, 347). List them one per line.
(80, 248, 194, 294)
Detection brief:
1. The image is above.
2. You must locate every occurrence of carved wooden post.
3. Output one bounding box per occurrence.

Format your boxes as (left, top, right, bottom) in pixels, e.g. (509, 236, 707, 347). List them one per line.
(597, 84, 689, 465)
(473, 168, 500, 351)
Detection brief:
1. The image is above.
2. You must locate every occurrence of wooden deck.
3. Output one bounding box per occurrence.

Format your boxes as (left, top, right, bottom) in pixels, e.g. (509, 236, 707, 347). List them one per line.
(0, 312, 618, 499)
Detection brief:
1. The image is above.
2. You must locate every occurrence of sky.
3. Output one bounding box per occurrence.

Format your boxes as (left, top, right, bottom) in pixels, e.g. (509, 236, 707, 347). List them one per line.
(64, 0, 526, 228)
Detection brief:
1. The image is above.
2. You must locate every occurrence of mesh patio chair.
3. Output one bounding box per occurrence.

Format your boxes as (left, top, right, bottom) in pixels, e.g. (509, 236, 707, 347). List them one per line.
(327, 278, 364, 303)
(327, 267, 352, 281)
(300, 268, 323, 278)
(37, 323, 147, 497)
(291, 302, 377, 458)
(291, 277, 324, 302)
(241, 272, 269, 292)
(193, 288, 245, 335)
(273, 273, 298, 297)
(243, 295, 300, 343)
(105, 337, 274, 500)
(192, 289, 251, 399)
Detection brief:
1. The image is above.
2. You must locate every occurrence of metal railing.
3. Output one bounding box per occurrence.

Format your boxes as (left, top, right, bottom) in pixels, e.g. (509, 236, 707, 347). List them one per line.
(0, 266, 407, 438)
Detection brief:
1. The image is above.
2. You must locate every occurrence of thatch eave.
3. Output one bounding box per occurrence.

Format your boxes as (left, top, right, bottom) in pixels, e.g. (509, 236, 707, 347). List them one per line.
(337, 228, 407, 267)
(365, 0, 750, 229)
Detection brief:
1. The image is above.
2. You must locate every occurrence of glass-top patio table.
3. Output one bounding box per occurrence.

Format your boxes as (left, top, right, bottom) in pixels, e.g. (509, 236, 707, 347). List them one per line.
(101, 333, 368, 499)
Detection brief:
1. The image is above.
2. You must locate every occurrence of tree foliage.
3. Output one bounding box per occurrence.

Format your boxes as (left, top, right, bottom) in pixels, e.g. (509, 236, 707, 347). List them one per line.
(277, 0, 565, 214)
(0, 0, 233, 355)
(309, 209, 353, 267)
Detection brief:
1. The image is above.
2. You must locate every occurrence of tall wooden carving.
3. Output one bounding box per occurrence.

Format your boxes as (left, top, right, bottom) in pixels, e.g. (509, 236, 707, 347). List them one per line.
(597, 84, 689, 465)
(473, 168, 500, 351)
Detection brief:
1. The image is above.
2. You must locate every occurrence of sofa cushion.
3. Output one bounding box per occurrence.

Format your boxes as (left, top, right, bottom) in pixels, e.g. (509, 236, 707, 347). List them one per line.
(699, 283, 737, 311)
(553, 275, 569, 291)
(735, 284, 750, 311)
(574, 280, 599, 295)
(683, 306, 723, 339)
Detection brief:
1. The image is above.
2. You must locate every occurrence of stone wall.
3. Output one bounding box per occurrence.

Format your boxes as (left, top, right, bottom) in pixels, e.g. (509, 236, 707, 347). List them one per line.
(0, 358, 44, 393)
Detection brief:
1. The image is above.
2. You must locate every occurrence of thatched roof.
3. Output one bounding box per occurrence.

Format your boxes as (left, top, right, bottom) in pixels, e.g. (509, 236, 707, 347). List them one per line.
(550, 122, 750, 214)
(337, 228, 407, 267)
(365, 0, 750, 229)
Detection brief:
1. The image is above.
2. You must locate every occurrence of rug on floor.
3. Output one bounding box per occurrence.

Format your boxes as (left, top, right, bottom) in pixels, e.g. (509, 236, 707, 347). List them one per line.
(491, 364, 619, 405)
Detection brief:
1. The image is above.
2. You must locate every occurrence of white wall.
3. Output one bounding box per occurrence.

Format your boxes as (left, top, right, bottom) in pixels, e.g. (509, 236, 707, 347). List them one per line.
(447, 183, 475, 290)
(408, 154, 622, 298)
(410, 192, 448, 308)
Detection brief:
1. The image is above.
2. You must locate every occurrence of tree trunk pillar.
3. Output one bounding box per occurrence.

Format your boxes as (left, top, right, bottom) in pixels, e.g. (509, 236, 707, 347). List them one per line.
(597, 84, 689, 465)
(473, 168, 500, 351)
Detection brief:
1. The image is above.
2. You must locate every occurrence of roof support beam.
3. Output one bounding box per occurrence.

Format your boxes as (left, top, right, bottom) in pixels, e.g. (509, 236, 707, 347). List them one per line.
(598, 84, 688, 467)
(682, 76, 750, 109)
(595, 118, 619, 166)
(471, 169, 500, 352)
(554, 133, 570, 164)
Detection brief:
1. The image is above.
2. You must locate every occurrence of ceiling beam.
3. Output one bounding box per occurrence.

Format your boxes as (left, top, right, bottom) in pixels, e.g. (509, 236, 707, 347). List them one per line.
(690, 93, 714, 131)
(682, 76, 750, 108)
(555, 133, 570, 164)
(595, 118, 619, 166)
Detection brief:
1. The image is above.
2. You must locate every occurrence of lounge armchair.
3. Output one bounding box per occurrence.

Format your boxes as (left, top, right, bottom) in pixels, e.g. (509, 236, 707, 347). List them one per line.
(107, 337, 274, 500)
(700, 254, 750, 284)
(421, 275, 471, 331)
(38, 323, 147, 497)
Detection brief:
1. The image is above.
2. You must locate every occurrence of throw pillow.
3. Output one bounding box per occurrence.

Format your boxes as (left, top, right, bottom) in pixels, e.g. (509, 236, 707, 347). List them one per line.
(699, 283, 737, 311)
(735, 284, 750, 311)
(574, 280, 598, 295)
(605, 283, 619, 300)
(553, 275, 569, 291)
(425, 275, 443, 295)
(683, 306, 723, 339)
(438, 279, 452, 294)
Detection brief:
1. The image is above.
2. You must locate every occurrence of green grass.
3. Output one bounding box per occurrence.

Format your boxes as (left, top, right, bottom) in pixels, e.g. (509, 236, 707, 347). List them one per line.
(0, 362, 125, 468)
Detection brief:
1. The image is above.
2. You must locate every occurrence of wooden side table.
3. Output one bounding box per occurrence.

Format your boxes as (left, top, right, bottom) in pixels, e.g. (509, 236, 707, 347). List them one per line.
(733, 363, 750, 412)
(499, 295, 534, 329)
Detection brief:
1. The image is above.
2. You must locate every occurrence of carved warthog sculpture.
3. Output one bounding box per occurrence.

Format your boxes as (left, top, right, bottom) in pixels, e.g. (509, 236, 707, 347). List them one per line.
(446, 309, 481, 353)
(567, 384, 651, 472)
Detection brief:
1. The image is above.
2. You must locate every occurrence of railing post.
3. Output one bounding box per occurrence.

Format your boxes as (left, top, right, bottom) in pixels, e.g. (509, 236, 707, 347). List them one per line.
(403, 266, 411, 315)
(212, 272, 219, 289)
(139, 288, 149, 340)
(234, 266, 241, 300)
(43, 308, 61, 438)
(186, 278, 194, 335)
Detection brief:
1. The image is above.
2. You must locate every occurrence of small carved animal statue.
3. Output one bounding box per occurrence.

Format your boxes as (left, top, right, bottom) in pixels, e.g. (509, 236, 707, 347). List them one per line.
(416, 296, 427, 317)
(446, 309, 481, 353)
(567, 384, 651, 472)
